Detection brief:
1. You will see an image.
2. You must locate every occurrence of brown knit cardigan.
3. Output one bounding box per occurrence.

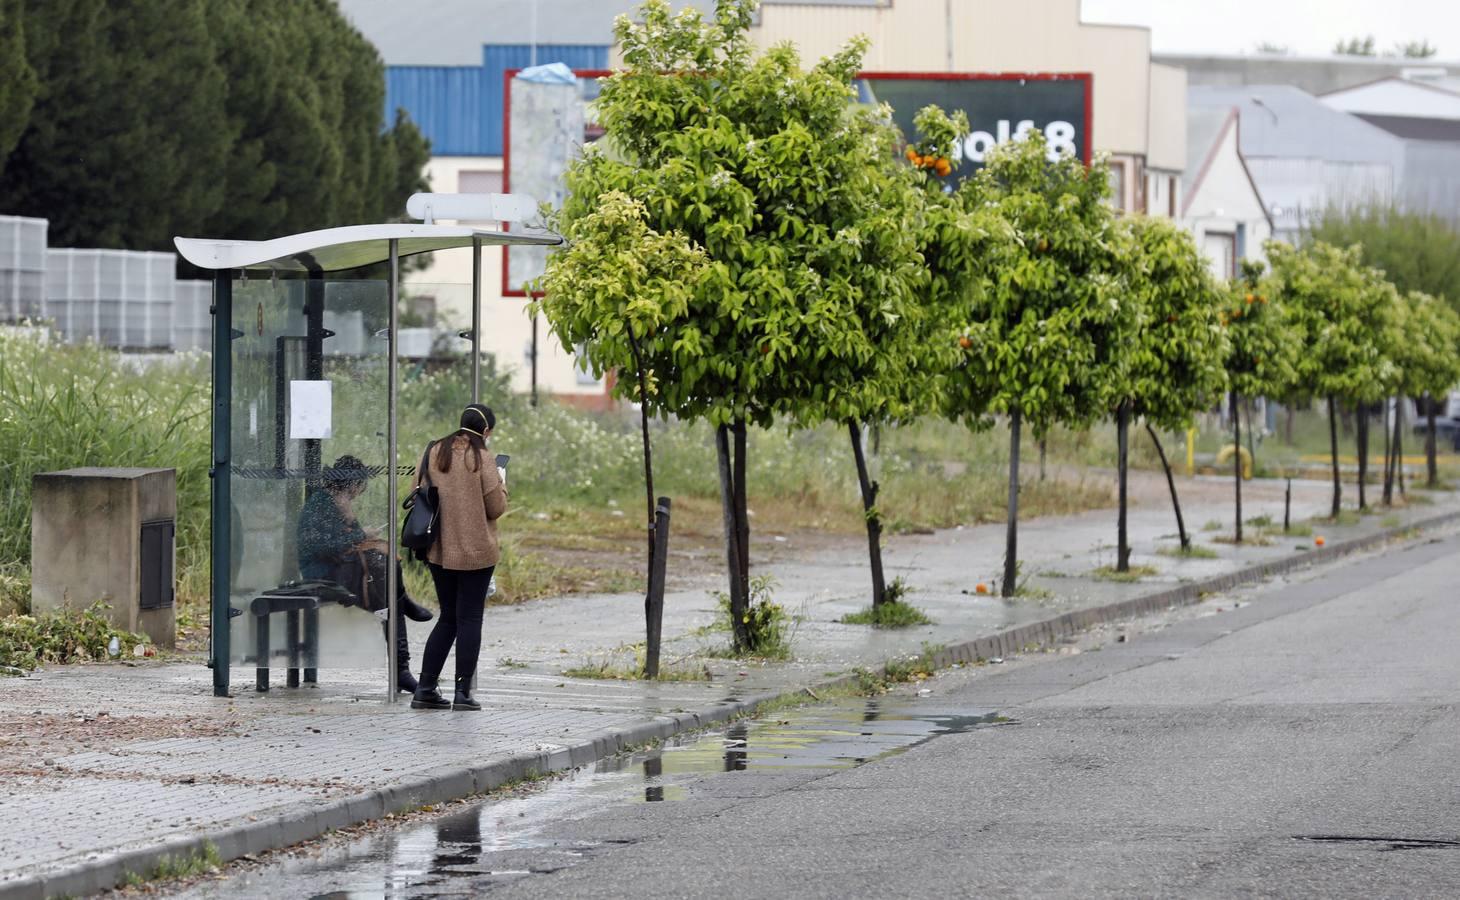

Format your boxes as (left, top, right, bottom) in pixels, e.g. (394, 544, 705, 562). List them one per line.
(413, 435, 507, 571)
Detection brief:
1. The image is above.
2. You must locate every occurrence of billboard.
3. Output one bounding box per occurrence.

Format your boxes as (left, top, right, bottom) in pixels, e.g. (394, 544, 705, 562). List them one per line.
(859, 72, 1092, 168)
(503, 70, 1092, 297)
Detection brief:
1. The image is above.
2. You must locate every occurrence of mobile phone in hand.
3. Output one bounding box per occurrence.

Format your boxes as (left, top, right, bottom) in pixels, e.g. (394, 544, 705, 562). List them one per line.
(496, 454, 509, 486)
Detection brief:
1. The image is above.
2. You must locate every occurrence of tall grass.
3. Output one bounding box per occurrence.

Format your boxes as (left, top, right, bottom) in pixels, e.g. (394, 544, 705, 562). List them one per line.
(0, 336, 211, 609)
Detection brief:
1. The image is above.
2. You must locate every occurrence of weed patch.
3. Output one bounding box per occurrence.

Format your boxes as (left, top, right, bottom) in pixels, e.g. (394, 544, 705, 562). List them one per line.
(839, 599, 933, 629)
(1091, 564, 1159, 582)
(710, 576, 793, 660)
(1158, 544, 1217, 559)
(0, 602, 151, 671)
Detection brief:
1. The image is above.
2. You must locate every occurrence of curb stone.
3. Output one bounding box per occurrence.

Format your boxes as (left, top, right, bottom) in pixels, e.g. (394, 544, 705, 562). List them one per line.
(4, 509, 1455, 900)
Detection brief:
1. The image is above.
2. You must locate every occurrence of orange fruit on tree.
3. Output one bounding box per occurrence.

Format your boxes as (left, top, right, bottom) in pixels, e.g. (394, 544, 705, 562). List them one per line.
(1244, 293, 1254, 303)
(905, 146, 918, 163)
(1314, 536, 1325, 547)
(958, 335, 973, 349)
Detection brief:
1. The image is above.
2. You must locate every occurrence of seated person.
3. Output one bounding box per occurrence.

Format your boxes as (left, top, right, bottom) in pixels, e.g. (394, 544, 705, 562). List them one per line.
(298, 455, 433, 693)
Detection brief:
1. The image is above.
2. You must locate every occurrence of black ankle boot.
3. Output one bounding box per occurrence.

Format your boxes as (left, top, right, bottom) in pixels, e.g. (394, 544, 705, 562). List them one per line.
(452, 681, 481, 712)
(411, 676, 450, 710)
(400, 594, 434, 623)
(397, 669, 419, 694)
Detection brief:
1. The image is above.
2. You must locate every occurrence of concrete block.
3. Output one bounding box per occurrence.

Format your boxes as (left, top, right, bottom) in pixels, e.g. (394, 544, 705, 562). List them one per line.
(30, 467, 176, 647)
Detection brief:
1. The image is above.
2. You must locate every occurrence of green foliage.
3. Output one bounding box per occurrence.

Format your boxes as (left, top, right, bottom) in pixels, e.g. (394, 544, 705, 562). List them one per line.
(1267, 241, 1398, 404)
(1390, 291, 1460, 399)
(714, 574, 791, 658)
(1117, 216, 1230, 430)
(1307, 206, 1460, 313)
(544, 0, 928, 429)
(0, 0, 428, 250)
(838, 597, 932, 628)
(537, 191, 708, 412)
(1092, 564, 1158, 582)
(0, 0, 36, 168)
(1224, 257, 1301, 400)
(1333, 35, 1377, 56)
(0, 601, 149, 671)
(941, 133, 1134, 433)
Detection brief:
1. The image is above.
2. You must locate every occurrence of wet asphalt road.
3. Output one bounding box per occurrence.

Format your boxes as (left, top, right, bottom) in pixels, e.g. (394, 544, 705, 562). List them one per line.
(176, 531, 1460, 898)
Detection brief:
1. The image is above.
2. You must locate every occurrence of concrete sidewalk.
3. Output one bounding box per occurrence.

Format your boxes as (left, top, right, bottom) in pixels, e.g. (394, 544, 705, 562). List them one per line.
(1, 475, 1456, 899)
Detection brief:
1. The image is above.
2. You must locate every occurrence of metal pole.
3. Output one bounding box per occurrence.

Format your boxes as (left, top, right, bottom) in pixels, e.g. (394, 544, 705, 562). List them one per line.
(471, 237, 482, 404)
(530, 313, 539, 407)
(386, 240, 400, 703)
(209, 270, 233, 697)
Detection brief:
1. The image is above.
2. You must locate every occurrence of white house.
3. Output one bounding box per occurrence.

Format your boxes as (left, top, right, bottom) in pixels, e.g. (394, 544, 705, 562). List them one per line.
(1181, 106, 1272, 279)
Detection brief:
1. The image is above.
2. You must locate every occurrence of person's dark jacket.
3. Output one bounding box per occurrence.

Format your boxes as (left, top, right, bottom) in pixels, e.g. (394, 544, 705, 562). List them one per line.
(297, 489, 365, 580)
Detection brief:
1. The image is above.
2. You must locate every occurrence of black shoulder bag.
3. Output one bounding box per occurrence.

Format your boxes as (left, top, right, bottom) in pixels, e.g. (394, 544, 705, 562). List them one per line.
(400, 441, 440, 559)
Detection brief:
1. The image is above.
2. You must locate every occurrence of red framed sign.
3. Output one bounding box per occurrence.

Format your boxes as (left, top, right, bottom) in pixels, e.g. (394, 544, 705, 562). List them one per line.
(502, 69, 1093, 297)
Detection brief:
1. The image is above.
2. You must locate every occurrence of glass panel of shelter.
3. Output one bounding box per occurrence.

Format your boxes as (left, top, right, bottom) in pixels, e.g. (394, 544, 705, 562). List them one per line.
(227, 272, 392, 679)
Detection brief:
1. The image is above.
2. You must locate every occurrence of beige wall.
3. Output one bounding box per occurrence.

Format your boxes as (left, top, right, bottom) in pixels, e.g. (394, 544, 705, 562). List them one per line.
(406, 156, 607, 400)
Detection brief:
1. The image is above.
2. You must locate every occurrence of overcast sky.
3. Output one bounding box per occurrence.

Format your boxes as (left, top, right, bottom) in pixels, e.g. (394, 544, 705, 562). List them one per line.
(1080, 0, 1460, 58)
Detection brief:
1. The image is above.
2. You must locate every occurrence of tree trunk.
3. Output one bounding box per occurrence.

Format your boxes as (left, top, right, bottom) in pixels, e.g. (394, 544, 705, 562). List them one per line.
(1001, 410, 1022, 598)
(848, 421, 888, 607)
(732, 420, 749, 602)
(1146, 424, 1190, 550)
(1356, 403, 1369, 510)
(1039, 439, 1047, 481)
(1389, 400, 1401, 499)
(1328, 395, 1342, 518)
(625, 334, 660, 676)
(715, 424, 750, 653)
(1285, 403, 1295, 445)
(1116, 400, 1131, 572)
(1232, 390, 1243, 544)
(1426, 395, 1439, 487)
(1382, 398, 1395, 506)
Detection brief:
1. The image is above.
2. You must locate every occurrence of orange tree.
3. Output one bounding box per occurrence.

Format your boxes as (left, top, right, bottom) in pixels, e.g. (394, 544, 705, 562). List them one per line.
(1113, 216, 1229, 559)
(1267, 241, 1397, 518)
(940, 133, 1134, 597)
(1394, 291, 1460, 487)
(538, 0, 929, 648)
(535, 192, 706, 673)
(1222, 259, 1300, 541)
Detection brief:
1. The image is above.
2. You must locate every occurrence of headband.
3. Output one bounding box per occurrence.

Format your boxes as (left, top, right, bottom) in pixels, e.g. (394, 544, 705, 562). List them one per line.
(466, 407, 489, 429)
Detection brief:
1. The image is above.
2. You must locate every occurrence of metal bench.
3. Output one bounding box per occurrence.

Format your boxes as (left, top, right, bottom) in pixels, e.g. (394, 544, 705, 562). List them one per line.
(242, 580, 356, 692)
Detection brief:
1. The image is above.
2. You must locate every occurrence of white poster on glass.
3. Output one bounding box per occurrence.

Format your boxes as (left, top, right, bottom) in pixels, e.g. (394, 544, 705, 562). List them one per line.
(289, 380, 333, 439)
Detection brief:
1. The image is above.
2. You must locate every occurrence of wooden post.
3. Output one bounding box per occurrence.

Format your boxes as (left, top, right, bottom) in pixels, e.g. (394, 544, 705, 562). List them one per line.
(644, 498, 671, 678)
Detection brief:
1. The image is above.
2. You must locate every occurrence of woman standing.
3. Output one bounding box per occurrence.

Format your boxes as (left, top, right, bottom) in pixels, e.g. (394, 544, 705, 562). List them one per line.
(411, 404, 507, 711)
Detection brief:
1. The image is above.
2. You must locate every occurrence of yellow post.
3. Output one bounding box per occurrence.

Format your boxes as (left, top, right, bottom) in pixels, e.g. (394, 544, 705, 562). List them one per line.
(1185, 428, 1196, 476)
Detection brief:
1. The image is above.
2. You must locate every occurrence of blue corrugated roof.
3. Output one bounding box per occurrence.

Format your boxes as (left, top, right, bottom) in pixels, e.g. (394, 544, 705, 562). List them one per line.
(386, 44, 608, 156)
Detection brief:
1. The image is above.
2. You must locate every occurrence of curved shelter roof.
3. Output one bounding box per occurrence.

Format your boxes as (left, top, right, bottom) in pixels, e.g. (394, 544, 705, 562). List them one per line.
(174, 223, 561, 273)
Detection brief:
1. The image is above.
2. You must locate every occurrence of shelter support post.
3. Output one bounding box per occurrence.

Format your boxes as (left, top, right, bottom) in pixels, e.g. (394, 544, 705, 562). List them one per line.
(210, 270, 233, 697)
(387, 240, 400, 702)
(472, 238, 482, 404)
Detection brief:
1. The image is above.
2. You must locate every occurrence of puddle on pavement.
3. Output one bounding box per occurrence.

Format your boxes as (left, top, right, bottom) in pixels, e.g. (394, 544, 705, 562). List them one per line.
(170, 697, 1009, 899)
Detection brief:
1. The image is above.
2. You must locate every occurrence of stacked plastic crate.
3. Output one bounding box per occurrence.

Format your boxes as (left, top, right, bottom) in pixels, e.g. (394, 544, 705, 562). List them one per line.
(0, 215, 48, 323)
(46, 249, 176, 349)
(171, 280, 212, 352)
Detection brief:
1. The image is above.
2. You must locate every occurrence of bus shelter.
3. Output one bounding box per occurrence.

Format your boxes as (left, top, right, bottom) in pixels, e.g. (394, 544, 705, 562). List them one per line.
(175, 203, 561, 700)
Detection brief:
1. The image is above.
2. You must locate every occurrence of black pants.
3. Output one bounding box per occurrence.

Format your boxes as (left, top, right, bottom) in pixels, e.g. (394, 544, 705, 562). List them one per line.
(421, 564, 493, 689)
